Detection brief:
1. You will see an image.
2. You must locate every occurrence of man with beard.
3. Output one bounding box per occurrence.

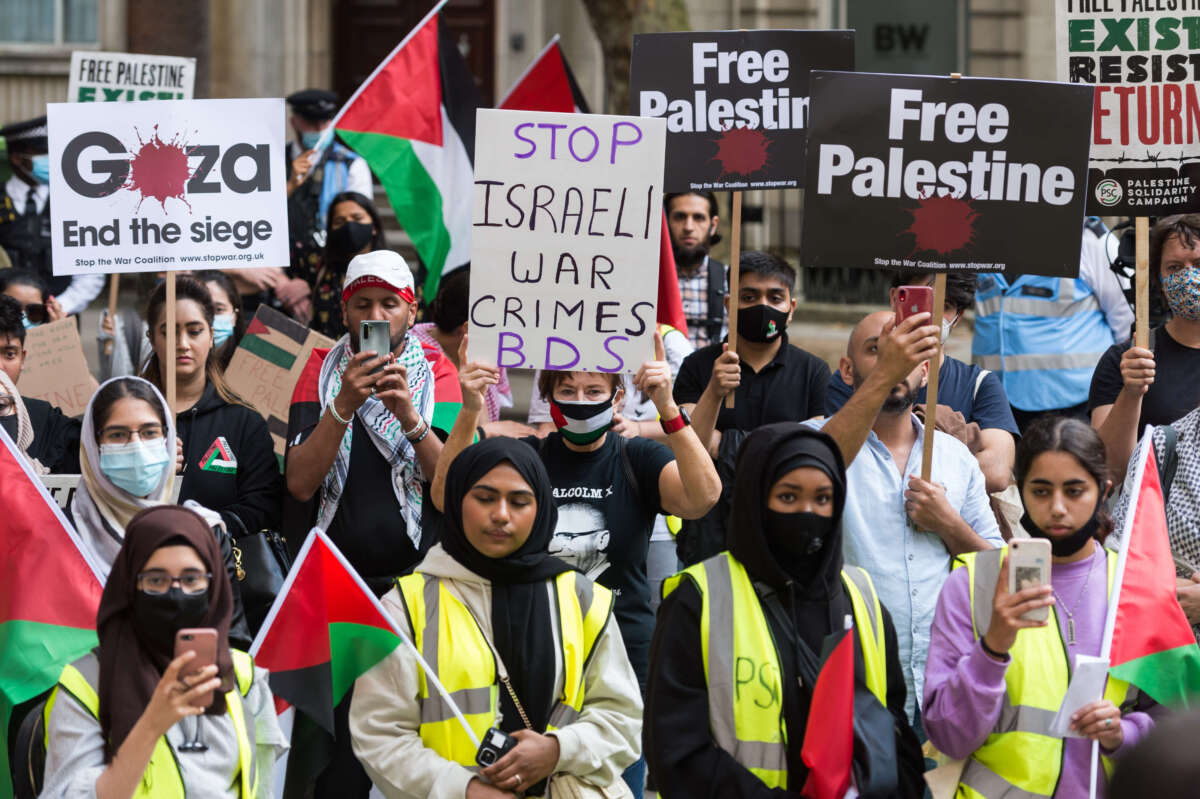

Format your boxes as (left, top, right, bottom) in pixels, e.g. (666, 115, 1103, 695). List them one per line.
(666, 191, 726, 349)
(810, 310, 1002, 727)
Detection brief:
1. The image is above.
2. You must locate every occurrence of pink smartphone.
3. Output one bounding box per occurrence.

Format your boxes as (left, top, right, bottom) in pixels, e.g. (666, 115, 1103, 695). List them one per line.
(895, 285, 934, 324)
(175, 628, 219, 706)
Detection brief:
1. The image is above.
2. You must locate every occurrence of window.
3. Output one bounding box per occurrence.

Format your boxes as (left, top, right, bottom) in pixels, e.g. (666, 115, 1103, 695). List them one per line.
(0, 0, 97, 45)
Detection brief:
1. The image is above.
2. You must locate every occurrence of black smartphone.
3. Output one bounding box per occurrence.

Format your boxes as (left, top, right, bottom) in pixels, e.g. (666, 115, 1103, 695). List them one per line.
(475, 727, 518, 768)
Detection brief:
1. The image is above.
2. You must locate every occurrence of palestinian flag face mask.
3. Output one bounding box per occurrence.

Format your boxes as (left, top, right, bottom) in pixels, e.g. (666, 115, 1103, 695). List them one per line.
(549, 392, 616, 445)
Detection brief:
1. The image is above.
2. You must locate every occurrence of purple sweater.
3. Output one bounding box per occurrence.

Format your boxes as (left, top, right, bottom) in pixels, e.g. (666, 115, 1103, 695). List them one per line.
(922, 543, 1155, 798)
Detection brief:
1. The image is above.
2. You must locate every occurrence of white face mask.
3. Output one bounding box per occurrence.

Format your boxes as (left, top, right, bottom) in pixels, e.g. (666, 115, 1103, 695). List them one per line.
(941, 313, 960, 344)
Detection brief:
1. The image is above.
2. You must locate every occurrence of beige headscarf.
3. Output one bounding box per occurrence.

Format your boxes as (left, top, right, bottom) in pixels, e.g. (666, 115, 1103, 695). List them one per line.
(0, 368, 42, 471)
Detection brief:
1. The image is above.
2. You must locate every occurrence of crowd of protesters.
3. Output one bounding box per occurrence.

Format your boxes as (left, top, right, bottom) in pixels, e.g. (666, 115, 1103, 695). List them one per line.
(4, 89, 1200, 799)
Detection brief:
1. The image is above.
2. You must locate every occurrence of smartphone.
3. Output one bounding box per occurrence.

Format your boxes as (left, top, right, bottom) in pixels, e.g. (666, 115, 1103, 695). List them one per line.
(894, 285, 934, 325)
(1008, 539, 1052, 622)
(174, 628, 219, 707)
(360, 320, 391, 375)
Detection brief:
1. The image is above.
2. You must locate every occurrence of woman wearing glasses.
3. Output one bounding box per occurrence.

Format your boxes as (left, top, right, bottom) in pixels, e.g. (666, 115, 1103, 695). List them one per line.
(72, 376, 253, 647)
(40, 505, 287, 799)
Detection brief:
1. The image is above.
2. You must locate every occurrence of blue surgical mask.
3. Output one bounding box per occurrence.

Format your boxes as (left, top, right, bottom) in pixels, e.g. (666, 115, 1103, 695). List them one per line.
(99, 440, 171, 498)
(300, 130, 323, 150)
(30, 155, 50, 185)
(21, 312, 34, 330)
(212, 313, 235, 347)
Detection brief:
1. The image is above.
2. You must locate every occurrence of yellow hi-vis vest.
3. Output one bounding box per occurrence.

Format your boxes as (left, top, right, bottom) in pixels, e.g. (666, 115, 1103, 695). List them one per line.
(396, 569, 614, 766)
(662, 551, 889, 790)
(44, 648, 259, 798)
(954, 548, 1130, 798)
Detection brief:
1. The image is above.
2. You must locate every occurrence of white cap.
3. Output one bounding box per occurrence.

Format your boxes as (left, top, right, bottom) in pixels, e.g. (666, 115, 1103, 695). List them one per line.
(342, 250, 415, 302)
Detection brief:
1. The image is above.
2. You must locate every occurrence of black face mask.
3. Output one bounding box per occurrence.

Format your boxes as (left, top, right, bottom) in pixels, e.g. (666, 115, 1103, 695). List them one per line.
(1020, 510, 1102, 557)
(132, 587, 210, 652)
(0, 415, 17, 442)
(327, 220, 374, 255)
(737, 304, 787, 343)
(764, 509, 837, 580)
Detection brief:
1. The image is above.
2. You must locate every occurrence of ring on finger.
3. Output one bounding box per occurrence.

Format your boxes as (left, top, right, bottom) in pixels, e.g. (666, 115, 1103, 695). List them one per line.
(1105, 718, 1113, 729)
(512, 774, 522, 787)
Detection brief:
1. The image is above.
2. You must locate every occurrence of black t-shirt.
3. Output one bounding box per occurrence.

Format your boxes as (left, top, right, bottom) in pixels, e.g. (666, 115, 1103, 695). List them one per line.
(521, 432, 674, 687)
(672, 334, 829, 431)
(825, 355, 1019, 435)
(1088, 326, 1200, 431)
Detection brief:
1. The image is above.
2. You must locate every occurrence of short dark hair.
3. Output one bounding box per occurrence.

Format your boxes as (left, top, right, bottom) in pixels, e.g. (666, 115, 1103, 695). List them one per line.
(738, 251, 795, 294)
(664, 190, 719, 220)
(1014, 416, 1113, 541)
(1150, 214, 1200, 306)
(430, 267, 471, 333)
(536, 370, 622, 402)
(0, 294, 25, 345)
(888, 269, 976, 313)
(0, 269, 48, 303)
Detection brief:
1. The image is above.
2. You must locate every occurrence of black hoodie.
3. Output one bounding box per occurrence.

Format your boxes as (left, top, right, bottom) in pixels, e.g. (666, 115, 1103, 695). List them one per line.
(645, 424, 924, 799)
(176, 383, 282, 538)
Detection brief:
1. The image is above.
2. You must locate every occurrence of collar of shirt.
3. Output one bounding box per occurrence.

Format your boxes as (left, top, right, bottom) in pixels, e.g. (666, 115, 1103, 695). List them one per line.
(6, 176, 47, 215)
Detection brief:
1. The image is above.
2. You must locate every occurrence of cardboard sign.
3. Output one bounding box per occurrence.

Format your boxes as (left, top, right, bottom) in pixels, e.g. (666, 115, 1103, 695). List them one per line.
(1055, 2, 1200, 214)
(466, 109, 666, 373)
(48, 98, 289, 276)
(20, 317, 99, 418)
(801, 71, 1093, 278)
(69, 51, 196, 103)
(225, 306, 333, 462)
(629, 29, 854, 191)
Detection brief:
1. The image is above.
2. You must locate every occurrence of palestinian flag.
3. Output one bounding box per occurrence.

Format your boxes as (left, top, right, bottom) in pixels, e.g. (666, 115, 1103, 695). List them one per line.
(199, 436, 237, 474)
(657, 211, 688, 338)
(1105, 430, 1200, 708)
(250, 530, 404, 730)
(0, 428, 103, 799)
(331, 0, 481, 298)
(498, 35, 591, 114)
(801, 626, 855, 799)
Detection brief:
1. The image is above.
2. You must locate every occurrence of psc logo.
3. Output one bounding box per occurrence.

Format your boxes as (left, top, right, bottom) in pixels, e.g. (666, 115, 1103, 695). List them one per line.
(1094, 178, 1122, 208)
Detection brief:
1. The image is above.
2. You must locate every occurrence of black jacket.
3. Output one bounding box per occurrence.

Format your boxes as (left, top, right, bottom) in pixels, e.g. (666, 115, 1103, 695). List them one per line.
(176, 383, 282, 537)
(25, 397, 81, 473)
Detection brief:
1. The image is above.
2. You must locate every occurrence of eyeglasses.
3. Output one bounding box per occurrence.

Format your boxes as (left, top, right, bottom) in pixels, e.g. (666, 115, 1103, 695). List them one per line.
(0, 396, 14, 414)
(22, 304, 47, 325)
(137, 569, 211, 595)
(98, 424, 165, 445)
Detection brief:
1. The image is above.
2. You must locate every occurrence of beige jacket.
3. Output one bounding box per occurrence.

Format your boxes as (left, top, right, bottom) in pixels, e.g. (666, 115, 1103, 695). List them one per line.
(349, 544, 643, 799)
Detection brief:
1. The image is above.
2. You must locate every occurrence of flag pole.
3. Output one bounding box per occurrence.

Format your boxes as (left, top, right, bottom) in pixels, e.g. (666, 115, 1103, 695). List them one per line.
(724, 190, 742, 409)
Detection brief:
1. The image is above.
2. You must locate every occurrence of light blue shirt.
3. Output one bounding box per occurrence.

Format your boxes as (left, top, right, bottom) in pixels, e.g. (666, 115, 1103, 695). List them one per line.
(808, 415, 1002, 720)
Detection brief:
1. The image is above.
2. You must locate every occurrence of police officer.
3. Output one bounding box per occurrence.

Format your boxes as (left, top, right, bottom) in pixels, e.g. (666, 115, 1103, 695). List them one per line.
(972, 217, 1133, 433)
(0, 116, 103, 316)
(285, 89, 373, 286)
(645, 424, 924, 799)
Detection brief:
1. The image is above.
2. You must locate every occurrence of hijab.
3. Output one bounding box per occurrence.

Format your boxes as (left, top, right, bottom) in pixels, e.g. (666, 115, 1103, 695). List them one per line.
(73, 377, 177, 574)
(438, 437, 571, 733)
(0, 368, 39, 467)
(96, 505, 235, 760)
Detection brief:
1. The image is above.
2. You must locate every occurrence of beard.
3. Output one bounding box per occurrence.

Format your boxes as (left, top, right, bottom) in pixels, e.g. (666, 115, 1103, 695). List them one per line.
(672, 237, 712, 271)
(881, 381, 917, 413)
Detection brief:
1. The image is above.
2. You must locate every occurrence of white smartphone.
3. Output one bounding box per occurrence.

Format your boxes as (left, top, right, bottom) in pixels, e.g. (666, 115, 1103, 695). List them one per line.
(360, 320, 391, 375)
(1008, 538, 1052, 622)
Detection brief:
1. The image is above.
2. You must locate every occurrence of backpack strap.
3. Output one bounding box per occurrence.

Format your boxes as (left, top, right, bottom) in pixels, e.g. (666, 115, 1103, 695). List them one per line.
(1160, 425, 1180, 507)
(706, 257, 726, 344)
(615, 435, 644, 511)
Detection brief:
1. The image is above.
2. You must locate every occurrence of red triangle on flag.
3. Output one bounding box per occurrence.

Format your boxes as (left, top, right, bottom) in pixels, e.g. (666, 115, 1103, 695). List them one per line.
(801, 627, 855, 799)
(244, 317, 271, 337)
(500, 40, 576, 113)
(657, 211, 689, 338)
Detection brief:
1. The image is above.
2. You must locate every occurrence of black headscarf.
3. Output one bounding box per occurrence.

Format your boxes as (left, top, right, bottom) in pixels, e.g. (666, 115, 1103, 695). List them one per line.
(438, 438, 571, 733)
(728, 424, 849, 650)
(96, 506, 235, 760)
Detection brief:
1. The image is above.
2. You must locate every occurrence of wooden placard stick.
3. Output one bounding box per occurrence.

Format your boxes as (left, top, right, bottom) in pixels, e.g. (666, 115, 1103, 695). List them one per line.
(1135, 216, 1149, 349)
(725, 190, 743, 410)
(920, 272, 947, 482)
(103, 275, 120, 357)
(165, 272, 177, 413)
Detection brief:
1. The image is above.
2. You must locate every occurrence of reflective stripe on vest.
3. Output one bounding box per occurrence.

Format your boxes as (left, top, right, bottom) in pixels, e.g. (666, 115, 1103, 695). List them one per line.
(396, 570, 613, 766)
(954, 549, 1128, 798)
(971, 274, 1114, 410)
(44, 649, 258, 798)
(662, 552, 889, 790)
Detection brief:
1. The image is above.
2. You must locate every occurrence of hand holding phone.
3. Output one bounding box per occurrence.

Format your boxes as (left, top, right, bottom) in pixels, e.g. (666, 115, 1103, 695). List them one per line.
(174, 628, 219, 708)
(1008, 539, 1052, 622)
(894, 285, 934, 324)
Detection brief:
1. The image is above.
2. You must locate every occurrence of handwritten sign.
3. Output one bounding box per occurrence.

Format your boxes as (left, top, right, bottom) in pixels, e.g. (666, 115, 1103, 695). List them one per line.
(69, 51, 195, 102)
(467, 109, 667, 373)
(20, 318, 99, 418)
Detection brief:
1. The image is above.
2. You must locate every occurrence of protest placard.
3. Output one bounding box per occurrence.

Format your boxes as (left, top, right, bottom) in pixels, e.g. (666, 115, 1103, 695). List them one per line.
(629, 29, 854, 192)
(69, 51, 195, 103)
(801, 71, 1094, 279)
(1055, 2, 1200, 215)
(466, 109, 667, 374)
(47, 98, 289, 277)
(19, 317, 99, 418)
(225, 306, 333, 463)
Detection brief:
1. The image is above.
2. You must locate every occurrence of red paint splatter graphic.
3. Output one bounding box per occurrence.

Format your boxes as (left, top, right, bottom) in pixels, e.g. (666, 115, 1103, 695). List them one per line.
(122, 126, 192, 212)
(711, 126, 770, 178)
(904, 195, 978, 256)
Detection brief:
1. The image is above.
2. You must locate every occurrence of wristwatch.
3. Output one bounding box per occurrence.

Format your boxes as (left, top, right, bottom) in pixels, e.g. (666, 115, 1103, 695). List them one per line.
(660, 407, 691, 435)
